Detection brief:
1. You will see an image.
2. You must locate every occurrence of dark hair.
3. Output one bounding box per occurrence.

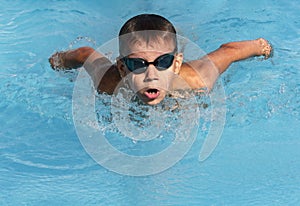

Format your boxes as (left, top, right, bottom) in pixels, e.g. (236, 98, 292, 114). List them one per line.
(118, 14, 178, 55)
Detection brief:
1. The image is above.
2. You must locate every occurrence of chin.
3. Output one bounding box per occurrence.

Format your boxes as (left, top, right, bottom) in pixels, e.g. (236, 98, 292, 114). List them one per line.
(145, 98, 164, 105)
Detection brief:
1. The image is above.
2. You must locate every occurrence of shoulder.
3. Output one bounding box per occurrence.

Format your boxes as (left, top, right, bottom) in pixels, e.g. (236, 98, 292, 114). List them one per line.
(97, 64, 121, 94)
(174, 62, 206, 89)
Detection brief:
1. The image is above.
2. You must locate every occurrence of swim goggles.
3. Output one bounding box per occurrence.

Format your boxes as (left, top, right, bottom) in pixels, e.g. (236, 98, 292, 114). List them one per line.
(120, 52, 175, 74)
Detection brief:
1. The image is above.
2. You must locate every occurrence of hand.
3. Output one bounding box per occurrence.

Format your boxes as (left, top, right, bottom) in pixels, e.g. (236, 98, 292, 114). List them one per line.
(49, 47, 95, 70)
(49, 51, 68, 70)
(257, 38, 273, 59)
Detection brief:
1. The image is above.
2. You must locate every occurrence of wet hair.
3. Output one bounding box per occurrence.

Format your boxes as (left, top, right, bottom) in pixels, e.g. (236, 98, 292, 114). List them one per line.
(118, 14, 178, 56)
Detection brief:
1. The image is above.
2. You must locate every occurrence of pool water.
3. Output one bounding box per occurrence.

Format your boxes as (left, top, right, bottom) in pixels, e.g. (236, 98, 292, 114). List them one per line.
(1, 0, 300, 205)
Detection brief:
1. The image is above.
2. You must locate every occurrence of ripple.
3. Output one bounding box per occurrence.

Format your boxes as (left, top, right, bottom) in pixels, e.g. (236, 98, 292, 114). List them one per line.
(3, 153, 95, 171)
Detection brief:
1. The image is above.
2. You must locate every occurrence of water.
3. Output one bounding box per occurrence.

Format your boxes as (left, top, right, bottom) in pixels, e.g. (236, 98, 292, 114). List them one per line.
(1, 0, 300, 205)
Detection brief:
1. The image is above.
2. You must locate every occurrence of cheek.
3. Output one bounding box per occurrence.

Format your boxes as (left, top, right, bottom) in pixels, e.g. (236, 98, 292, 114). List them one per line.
(129, 74, 145, 91)
(162, 68, 176, 84)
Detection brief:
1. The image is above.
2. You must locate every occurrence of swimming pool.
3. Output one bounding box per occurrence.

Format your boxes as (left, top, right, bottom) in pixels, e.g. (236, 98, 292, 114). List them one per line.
(1, 0, 300, 205)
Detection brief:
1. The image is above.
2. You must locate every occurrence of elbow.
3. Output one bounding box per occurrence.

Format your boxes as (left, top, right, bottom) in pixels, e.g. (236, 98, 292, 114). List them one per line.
(219, 43, 236, 50)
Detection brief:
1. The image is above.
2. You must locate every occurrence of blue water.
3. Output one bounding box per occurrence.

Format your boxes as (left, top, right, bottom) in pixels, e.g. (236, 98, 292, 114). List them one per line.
(1, 0, 300, 205)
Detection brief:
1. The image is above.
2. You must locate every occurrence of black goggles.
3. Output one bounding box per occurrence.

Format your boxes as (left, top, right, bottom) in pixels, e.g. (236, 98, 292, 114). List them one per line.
(120, 52, 176, 74)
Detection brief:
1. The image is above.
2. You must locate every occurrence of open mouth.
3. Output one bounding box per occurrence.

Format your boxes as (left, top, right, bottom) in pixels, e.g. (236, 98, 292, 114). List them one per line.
(144, 88, 160, 99)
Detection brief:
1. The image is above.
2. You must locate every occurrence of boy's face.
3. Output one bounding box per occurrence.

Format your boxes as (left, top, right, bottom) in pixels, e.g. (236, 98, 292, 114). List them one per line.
(118, 38, 183, 105)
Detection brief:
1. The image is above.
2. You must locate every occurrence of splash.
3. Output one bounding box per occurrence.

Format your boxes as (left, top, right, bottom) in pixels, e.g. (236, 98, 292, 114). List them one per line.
(68, 36, 97, 49)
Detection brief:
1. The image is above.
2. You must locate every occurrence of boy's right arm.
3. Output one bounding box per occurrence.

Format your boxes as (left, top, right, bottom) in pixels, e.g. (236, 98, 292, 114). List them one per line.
(49, 47, 119, 94)
(49, 47, 101, 70)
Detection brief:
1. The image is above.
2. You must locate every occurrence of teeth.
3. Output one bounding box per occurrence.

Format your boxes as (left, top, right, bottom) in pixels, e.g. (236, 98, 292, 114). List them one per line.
(148, 91, 156, 94)
(147, 89, 158, 94)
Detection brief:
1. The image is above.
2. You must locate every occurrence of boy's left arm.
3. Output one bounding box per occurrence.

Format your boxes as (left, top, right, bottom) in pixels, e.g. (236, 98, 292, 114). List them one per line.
(181, 38, 272, 90)
(207, 38, 272, 74)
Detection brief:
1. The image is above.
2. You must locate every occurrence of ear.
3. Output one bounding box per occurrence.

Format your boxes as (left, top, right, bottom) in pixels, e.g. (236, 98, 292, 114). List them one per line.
(116, 59, 127, 78)
(173, 53, 183, 75)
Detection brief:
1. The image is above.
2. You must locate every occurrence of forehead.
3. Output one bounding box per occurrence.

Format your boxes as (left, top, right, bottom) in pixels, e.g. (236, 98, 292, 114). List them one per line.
(121, 37, 176, 56)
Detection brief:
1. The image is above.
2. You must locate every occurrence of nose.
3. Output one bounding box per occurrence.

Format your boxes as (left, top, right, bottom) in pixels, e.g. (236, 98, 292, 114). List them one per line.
(144, 65, 159, 82)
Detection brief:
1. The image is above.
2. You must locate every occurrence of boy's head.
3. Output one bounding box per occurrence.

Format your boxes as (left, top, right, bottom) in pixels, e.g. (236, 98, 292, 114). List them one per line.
(117, 14, 183, 105)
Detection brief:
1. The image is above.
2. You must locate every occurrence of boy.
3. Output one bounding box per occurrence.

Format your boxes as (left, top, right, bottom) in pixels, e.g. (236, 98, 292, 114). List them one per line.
(49, 14, 272, 105)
